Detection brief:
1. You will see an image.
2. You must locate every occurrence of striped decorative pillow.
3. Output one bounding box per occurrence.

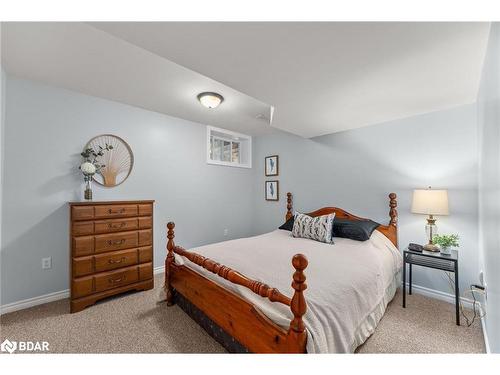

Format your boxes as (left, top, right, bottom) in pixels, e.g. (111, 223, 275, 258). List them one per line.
(291, 212, 335, 243)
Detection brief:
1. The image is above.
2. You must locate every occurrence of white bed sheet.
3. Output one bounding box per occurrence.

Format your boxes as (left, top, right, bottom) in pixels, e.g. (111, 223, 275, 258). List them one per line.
(174, 229, 402, 353)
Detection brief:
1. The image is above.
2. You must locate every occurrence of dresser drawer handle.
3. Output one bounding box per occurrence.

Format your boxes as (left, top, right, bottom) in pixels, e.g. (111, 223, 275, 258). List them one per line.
(107, 239, 125, 246)
(108, 208, 125, 214)
(108, 276, 126, 284)
(108, 257, 126, 264)
(108, 222, 126, 229)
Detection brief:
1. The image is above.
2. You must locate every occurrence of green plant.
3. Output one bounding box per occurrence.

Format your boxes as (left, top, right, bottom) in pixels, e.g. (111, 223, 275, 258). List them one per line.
(433, 234, 460, 248)
(79, 144, 113, 174)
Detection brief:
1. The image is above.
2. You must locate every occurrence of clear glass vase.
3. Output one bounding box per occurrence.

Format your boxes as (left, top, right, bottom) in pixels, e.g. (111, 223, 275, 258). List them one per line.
(84, 176, 93, 201)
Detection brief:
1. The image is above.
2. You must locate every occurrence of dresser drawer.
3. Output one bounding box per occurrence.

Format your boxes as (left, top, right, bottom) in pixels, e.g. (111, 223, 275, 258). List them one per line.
(95, 231, 138, 253)
(72, 276, 94, 298)
(138, 216, 152, 229)
(72, 206, 94, 221)
(73, 256, 94, 277)
(138, 246, 153, 263)
(73, 236, 95, 257)
(138, 229, 153, 246)
(94, 217, 139, 234)
(72, 217, 142, 236)
(72, 266, 140, 298)
(94, 205, 138, 219)
(72, 247, 150, 277)
(94, 248, 139, 272)
(138, 204, 153, 216)
(94, 266, 139, 293)
(72, 221, 94, 236)
(139, 262, 153, 280)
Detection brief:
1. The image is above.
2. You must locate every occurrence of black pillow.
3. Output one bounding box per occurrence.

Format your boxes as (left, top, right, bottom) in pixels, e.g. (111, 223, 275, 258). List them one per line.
(332, 219, 380, 241)
(279, 217, 294, 231)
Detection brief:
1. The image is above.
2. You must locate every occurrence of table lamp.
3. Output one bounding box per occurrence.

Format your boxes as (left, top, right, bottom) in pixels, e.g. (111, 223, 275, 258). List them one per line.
(411, 187, 449, 252)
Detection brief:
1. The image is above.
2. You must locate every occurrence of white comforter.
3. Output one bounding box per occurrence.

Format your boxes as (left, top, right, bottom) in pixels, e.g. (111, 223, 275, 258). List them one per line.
(174, 229, 402, 353)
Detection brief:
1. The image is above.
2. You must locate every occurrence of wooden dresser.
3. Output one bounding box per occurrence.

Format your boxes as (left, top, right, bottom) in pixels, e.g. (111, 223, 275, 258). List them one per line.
(69, 200, 154, 313)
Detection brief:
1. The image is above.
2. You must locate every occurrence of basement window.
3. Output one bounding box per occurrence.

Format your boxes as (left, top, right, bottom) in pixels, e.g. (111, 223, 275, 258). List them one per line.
(207, 126, 252, 168)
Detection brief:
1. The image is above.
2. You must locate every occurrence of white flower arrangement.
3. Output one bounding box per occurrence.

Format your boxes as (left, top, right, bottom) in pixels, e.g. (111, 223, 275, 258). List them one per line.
(79, 143, 113, 177)
(80, 161, 96, 176)
(79, 144, 114, 200)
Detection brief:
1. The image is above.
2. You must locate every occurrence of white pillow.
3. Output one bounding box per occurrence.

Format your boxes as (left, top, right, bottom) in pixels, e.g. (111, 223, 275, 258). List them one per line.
(292, 212, 335, 243)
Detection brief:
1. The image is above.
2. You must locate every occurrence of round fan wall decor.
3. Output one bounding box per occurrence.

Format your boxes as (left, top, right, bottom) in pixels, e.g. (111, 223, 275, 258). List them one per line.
(85, 134, 134, 187)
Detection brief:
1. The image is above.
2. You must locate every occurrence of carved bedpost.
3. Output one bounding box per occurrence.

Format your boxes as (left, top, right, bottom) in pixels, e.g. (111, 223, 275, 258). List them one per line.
(166, 222, 175, 306)
(286, 192, 293, 221)
(287, 253, 308, 352)
(389, 193, 398, 226)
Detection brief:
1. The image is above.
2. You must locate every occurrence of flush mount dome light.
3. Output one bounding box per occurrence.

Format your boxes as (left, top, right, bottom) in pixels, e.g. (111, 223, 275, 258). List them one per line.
(197, 92, 224, 109)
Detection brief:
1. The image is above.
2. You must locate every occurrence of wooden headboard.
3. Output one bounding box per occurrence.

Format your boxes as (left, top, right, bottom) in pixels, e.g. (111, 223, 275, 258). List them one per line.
(285, 192, 398, 248)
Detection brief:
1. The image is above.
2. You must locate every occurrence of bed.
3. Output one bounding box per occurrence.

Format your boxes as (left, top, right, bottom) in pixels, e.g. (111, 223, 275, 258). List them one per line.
(164, 192, 400, 353)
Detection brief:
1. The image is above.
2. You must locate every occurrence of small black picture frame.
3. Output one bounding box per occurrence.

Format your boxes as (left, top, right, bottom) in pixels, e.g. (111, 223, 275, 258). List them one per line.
(265, 180, 279, 201)
(265, 155, 279, 176)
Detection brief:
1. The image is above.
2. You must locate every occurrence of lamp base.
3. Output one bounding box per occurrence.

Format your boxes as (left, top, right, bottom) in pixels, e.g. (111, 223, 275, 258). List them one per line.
(423, 243, 440, 252)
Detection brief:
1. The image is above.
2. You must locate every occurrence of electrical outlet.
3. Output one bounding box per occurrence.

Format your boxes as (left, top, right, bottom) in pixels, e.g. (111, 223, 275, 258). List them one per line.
(477, 270, 487, 301)
(479, 270, 485, 286)
(42, 257, 52, 270)
(223, 228, 228, 236)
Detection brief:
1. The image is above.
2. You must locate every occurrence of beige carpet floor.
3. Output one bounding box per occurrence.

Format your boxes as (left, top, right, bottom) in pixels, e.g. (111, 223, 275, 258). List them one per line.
(0, 274, 484, 353)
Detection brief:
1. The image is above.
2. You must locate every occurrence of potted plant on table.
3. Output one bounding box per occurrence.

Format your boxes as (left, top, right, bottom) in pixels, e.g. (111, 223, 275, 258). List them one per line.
(432, 234, 459, 255)
(79, 144, 113, 200)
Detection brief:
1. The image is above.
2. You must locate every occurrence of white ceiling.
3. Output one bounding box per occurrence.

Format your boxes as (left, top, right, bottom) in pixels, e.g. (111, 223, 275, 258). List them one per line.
(1, 22, 275, 136)
(2, 22, 491, 138)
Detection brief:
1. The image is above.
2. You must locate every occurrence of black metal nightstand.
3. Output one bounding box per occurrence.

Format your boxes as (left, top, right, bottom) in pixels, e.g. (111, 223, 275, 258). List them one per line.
(403, 248, 460, 325)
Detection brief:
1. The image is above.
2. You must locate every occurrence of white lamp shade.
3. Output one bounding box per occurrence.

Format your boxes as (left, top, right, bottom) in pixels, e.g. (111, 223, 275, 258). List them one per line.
(411, 189, 449, 215)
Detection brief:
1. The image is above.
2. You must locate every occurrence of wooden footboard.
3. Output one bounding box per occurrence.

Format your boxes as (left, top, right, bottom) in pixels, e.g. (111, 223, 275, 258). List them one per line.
(164, 222, 308, 353)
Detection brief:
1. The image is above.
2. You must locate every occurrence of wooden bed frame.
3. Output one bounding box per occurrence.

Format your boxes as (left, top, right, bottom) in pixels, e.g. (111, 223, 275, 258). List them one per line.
(164, 192, 398, 353)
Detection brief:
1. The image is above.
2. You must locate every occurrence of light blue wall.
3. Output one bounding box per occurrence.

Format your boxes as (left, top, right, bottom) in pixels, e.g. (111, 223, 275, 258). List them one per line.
(477, 23, 500, 353)
(252, 104, 479, 298)
(0, 67, 5, 306)
(0, 76, 255, 305)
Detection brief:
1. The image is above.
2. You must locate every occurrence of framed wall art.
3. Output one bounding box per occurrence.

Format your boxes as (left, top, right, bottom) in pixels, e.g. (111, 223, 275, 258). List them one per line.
(85, 134, 134, 187)
(265, 180, 279, 201)
(265, 155, 279, 176)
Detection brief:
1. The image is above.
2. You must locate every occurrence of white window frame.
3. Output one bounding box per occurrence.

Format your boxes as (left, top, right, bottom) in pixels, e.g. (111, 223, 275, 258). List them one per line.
(206, 126, 252, 168)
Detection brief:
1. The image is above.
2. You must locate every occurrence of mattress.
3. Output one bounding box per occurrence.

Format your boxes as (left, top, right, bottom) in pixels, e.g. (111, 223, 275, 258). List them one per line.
(174, 229, 402, 353)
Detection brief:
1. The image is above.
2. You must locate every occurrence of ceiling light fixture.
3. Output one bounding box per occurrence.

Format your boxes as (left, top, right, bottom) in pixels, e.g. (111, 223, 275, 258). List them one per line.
(197, 92, 224, 109)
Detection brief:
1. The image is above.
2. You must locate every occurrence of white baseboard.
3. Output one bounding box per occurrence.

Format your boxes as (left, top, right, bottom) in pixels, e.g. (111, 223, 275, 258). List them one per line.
(404, 282, 475, 309)
(0, 265, 166, 315)
(154, 265, 165, 275)
(0, 289, 70, 315)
